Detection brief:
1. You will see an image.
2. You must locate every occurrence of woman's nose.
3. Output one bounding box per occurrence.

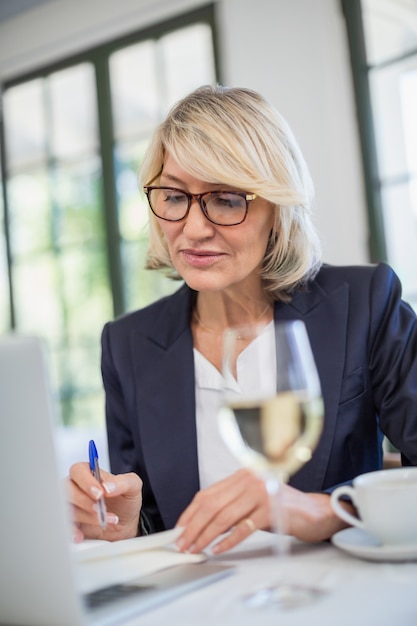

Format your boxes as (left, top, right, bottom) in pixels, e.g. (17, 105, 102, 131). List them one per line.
(182, 199, 215, 238)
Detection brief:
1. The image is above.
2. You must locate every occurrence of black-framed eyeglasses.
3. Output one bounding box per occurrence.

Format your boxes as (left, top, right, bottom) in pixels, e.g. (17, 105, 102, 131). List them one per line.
(143, 186, 257, 226)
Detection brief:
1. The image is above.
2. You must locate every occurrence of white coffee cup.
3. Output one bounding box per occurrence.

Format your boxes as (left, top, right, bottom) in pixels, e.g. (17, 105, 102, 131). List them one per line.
(331, 467, 417, 546)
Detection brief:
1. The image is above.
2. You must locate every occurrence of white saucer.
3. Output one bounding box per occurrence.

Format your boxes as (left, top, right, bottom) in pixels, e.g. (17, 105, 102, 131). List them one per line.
(331, 527, 417, 562)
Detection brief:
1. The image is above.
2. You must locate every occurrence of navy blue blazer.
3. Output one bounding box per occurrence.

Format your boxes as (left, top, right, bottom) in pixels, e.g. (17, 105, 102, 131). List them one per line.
(101, 263, 417, 532)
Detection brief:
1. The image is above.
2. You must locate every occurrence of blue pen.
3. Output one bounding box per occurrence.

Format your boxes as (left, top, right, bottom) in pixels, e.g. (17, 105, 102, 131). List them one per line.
(88, 439, 107, 529)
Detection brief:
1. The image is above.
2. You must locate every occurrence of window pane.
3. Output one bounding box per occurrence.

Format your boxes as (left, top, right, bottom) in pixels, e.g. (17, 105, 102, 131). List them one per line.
(362, 0, 417, 65)
(401, 68, 417, 178)
(49, 64, 98, 159)
(56, 248, 112, 426)
(161, 23, 216, 106)
(58, 248, 113, 338)
(3, 79, 46, 169)
(8, 170, 51, 256)
(381, 182, 417, 309)
(52, 335, 105, 428)
(110, 41, 159, 140)
(60, 378, 105, 428)
(53, 157, 104, 245)
(13, 252, 63, 337)
(370, 57, 417, 181)
(116, 140, 148, 243)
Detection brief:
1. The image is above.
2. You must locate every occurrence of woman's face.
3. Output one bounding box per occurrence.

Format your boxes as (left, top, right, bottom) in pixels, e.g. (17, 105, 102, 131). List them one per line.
(156, 153, 275, 295)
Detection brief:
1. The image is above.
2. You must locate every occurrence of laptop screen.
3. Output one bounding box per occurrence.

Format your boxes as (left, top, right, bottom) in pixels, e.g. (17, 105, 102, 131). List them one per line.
(0, 335, 234, 626)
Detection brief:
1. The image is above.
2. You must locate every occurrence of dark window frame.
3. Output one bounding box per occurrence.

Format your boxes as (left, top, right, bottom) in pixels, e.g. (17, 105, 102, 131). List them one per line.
(341, 0, 388, 263)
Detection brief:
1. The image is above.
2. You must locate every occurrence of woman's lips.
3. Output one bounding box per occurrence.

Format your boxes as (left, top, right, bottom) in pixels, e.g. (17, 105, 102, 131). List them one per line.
(181, 249, 225, 267)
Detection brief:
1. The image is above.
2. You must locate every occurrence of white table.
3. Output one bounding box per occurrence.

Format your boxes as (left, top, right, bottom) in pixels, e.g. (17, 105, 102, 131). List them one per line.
(123, 531, 417, 626)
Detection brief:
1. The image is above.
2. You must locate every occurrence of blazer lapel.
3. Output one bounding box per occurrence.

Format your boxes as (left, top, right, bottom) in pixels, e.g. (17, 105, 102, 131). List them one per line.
(131, 286, 200, 529)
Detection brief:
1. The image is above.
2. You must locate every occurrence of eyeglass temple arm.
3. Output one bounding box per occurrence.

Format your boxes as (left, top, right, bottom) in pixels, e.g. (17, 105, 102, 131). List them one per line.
(144, 168, 163, 188)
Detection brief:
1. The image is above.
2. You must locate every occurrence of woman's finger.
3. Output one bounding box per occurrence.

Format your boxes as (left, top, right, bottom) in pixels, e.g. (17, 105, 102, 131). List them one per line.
(176, 469, 269, 553)
(210, 516, 259, 554)
(67, 463, 143, 541)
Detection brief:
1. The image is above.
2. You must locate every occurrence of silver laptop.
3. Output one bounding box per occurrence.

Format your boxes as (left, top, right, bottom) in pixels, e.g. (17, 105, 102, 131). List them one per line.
(0, 335, 233, 626)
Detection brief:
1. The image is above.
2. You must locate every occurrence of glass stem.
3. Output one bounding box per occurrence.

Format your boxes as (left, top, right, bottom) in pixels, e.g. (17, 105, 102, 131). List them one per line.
(266, 474, 291, 559)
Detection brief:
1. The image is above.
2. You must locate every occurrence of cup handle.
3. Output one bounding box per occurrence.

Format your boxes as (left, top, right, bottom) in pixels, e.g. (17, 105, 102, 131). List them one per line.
(330, 486, 364, 529)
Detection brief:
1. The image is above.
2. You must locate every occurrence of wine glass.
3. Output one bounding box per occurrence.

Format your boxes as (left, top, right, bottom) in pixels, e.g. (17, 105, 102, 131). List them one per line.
(218, 319, 324, 608)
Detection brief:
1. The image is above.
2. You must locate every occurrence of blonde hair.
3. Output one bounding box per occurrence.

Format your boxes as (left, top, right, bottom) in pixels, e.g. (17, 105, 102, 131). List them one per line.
(139, 85, 322, 300)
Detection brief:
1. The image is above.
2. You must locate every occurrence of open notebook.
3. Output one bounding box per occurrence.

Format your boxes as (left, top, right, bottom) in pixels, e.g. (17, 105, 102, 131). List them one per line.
(0, 335, 233, 626)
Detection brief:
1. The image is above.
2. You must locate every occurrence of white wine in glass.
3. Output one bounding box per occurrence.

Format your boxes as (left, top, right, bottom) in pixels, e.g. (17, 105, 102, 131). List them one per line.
(219, 319, 324, 608)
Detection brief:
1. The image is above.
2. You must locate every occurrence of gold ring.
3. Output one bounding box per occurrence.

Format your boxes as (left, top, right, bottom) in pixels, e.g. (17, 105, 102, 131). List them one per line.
(242, 517, 256, 533)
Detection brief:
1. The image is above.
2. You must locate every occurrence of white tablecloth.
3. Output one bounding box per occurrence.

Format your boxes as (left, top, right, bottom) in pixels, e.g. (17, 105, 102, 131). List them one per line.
(123, 531, 417, 626)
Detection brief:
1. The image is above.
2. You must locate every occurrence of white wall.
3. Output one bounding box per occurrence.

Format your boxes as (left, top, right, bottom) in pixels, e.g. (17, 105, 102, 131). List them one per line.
(219, 0, 369, 264)
(0, 0, 369, 265)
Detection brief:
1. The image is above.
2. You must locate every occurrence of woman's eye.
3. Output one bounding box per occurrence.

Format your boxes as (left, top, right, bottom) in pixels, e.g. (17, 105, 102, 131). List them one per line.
(212, 194, 242, 209)
(164, 192, 186, 204)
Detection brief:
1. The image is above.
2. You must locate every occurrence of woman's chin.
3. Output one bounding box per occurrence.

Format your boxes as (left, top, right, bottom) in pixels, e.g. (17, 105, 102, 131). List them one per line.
(181, 272, 231, 293)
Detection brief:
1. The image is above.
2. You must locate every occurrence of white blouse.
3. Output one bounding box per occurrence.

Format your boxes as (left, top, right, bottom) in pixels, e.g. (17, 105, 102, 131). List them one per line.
(193, 321, 276, 489)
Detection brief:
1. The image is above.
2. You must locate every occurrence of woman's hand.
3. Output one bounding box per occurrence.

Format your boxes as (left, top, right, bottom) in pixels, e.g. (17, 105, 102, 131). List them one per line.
(278, 483, 354, 542)
(175, 468, 271, 554)
(67, 462, 142, 542)
(175, 469, 353, 554)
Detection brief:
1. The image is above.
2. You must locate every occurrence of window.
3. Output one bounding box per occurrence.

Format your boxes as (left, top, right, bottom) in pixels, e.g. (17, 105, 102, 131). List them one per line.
(342, 0, 417, 310)
(343, 0, 417, 456)
(3, 65, 110, 426)
(0, 6, 217, 426)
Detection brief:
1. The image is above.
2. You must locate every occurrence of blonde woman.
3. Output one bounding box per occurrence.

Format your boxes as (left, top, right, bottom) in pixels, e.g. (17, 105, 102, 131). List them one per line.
(69, 85, 417, 554)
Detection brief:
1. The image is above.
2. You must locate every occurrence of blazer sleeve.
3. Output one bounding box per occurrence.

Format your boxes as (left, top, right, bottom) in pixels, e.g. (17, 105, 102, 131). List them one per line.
(368, 264, 417, 465)
(101, 322, 164, 533)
